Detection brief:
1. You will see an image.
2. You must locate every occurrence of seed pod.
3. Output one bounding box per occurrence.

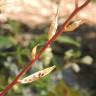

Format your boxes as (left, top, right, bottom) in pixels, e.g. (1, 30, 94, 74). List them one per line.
(31, 44, 38, 59)
(18, 65, 56, 84)
(48, 6, 59, 40)
(65, 20, 84, 32)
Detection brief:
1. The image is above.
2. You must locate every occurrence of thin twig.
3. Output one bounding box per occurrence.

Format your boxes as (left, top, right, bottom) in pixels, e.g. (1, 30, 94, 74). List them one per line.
(0, 0, 90, 96)
(75, 0, 79, 8)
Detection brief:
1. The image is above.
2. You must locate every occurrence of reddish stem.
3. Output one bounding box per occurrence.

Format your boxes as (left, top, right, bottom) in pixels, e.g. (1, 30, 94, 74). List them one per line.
(0, 0, 90, 96)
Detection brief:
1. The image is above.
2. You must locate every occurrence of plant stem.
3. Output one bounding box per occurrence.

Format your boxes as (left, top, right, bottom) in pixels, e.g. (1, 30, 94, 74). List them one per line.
(0, 0, 90, 96)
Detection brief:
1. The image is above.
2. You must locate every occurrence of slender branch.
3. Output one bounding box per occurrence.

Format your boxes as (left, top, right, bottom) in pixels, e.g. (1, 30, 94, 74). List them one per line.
(0, 0, 90, 96)
(75, 0, 79, 8)
(78, 0, 91, 9)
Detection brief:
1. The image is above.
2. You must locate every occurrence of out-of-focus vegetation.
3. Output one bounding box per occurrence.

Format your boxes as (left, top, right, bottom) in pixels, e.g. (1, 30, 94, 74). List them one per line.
(0, 0, 96, 96)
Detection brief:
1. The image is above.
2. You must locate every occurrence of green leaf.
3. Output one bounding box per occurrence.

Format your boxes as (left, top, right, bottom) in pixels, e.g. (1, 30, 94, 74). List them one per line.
(8, 20, 20, 34)
(57, 36, 80, 47)
(0, 36, 12, 48)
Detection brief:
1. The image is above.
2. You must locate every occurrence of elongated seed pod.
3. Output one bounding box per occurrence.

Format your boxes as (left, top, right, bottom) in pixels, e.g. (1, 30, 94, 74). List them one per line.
(48, 5, 59, 40)
(65, 20, 84, 32)
(31, 44, 39, 59)
(18, 65, 55, 84)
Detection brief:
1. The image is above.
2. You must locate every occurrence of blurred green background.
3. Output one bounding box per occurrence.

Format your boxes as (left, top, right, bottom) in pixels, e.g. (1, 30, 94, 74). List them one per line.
(0, 0, 96, 96)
